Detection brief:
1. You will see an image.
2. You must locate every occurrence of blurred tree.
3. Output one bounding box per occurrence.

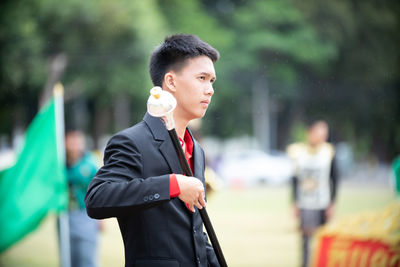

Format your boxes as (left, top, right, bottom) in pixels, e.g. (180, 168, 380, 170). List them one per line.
(0, 0, 168, 148)
(0, 1, 46, 142)
(1, 0, 398, 161)
(202, 0, 337, 151)
(156, 0, 240, 139)
(295, 0, 400, 160)
(203, 0, 399, 160)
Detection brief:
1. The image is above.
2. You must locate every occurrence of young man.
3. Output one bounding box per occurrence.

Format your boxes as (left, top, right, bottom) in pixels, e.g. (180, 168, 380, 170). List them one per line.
(85, 34, 220, 267)
(287, 121, 338, 267)
(65, 130, 100, 267)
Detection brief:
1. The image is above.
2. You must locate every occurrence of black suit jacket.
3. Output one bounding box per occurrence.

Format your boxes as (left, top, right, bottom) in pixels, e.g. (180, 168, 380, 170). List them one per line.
(85, 113, 219, 267)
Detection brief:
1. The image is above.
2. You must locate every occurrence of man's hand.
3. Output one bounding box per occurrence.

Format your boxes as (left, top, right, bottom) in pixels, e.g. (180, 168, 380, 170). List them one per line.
(176, 174, 206, 213)
(325, 204, 335, 221)
(293, 204, 300, 219)
(98, 220, 106, 232)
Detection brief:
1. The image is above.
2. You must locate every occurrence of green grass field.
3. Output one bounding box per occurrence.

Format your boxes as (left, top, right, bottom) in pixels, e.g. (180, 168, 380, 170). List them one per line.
(0, 182, 395, 267)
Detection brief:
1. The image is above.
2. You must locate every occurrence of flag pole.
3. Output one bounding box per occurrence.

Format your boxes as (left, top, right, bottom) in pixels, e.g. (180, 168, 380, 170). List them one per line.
(54, 83, 71, 267)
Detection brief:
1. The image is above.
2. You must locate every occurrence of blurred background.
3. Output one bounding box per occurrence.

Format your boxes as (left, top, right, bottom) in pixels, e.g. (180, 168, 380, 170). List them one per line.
(0, 0, 399, 266)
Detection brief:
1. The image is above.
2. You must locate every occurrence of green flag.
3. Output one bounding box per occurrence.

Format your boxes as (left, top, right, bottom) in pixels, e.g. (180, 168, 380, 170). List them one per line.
(0, 95, 68, 253)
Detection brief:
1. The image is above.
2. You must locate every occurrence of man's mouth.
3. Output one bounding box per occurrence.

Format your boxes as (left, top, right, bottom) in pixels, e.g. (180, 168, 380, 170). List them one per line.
(201, 100, 210, 108)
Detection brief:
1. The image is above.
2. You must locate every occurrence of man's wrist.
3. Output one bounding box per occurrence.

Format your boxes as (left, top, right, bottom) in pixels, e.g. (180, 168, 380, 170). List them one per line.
(169, 173, 181, 198)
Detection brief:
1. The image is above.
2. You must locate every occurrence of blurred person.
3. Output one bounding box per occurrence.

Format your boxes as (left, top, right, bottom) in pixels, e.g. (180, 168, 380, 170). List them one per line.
(188, 119, 224, 197)
(65, 129, 100, 267)
(85, 34, 220, 266)
(286, 120, 338, 267)
(392, 154, 400, 199)
(204, 166, 224, 196)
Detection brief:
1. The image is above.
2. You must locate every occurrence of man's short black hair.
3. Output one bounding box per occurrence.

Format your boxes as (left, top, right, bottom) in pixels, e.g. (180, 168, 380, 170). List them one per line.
(149, 34, 220, 86)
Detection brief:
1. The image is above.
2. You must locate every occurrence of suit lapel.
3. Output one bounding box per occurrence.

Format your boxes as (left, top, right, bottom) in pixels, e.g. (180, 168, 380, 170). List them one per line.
(143, 113, 183, 175)
(192, 140, 204, 180)
(189, 131, 206, 213)
(144, 113, 203, 215)
(144, 113, 204, 179)
(187, 129, 204, 180)
(159, 141, 183, 175)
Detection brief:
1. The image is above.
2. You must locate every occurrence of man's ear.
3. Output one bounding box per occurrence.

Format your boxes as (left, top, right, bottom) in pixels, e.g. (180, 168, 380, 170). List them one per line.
(163, 72, 176, 93)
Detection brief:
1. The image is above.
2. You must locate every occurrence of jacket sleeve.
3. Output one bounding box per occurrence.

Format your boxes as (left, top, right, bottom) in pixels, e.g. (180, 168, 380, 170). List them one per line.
(84, 133, 171, 219)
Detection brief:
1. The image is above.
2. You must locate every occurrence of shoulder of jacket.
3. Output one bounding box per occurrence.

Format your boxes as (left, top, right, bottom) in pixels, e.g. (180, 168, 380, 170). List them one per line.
(119, 121, 147, 136)
(111, 121, 147, 140)
(106, 121, 149, 148)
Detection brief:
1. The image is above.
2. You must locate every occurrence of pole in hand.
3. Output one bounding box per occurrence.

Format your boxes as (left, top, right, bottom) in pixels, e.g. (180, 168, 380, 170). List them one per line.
(147, 87, 228, 267)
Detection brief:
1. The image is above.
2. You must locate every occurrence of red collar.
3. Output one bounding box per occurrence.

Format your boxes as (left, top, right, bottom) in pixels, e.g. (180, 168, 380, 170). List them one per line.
(179, 129, 193, 163)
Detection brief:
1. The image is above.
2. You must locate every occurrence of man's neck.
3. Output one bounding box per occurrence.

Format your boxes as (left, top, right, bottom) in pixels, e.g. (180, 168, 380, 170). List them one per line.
(173, 112, 190, 139)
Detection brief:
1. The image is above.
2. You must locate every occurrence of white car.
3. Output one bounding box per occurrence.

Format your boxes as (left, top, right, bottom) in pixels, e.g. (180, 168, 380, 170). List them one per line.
(216, 150, 295, 187)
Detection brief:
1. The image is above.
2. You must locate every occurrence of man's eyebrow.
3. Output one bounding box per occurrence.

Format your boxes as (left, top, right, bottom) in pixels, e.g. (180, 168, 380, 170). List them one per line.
(198, 72, 216, 80)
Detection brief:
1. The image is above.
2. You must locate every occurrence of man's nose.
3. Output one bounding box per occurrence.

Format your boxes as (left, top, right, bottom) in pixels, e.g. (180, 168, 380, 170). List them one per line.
(205, 84, 214, 96)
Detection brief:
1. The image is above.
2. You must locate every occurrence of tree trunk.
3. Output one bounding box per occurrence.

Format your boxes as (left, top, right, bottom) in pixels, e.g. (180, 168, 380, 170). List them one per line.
(39, 53, 67, 108)
(252, 75, 270, 152)
(113, 93, 131, 132)
(92, 102, 111, 150)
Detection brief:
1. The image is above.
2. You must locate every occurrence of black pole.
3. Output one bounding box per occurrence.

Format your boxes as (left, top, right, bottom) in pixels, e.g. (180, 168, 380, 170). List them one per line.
(168, 129, 228, 267)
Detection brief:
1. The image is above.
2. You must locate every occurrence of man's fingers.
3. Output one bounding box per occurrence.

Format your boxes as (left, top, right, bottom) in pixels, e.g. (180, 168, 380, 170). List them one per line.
(176, 175, 207, 212)
(199, 195, 206, 208)
(188, 203, 195, 213)
(194, 200, 203, 210)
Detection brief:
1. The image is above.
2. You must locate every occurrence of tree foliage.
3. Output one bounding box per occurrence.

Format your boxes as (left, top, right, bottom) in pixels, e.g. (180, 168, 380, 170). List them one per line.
(0, 0, 398, 159)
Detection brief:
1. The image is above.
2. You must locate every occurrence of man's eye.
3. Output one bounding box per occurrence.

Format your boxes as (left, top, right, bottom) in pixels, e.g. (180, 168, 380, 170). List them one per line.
(210, 78, 216, 83)
(199, 76, 206, 80)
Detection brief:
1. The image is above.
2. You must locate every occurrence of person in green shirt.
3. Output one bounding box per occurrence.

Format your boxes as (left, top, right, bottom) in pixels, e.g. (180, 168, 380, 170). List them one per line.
(65, 129, 100, 267)
(392, 155, 400, 198)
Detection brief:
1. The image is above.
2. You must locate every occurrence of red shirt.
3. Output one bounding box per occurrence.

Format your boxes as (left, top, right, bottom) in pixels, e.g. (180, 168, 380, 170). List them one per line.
(169, 129, 194, 197)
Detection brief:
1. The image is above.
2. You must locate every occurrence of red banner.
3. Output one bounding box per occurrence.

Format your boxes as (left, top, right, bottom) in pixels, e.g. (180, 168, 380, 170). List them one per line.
(313, 235, 400, 267)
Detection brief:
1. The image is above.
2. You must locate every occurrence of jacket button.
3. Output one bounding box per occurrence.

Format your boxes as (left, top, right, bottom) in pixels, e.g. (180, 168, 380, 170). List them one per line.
(197, 257, 200, 265)
(193, 228, 197, 234)
(149, 195, 154, 201)
(143, 196, 148, 202)
(154, 193, 160, 199)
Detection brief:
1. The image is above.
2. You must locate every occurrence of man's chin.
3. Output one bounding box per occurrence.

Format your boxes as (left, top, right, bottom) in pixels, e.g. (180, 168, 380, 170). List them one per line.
(199, 111, 208, 119)
(190, 110, 207, 120)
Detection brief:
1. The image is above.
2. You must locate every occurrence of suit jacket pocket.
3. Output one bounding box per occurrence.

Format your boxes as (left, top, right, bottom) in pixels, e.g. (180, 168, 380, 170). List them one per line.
(134, 258, 179, 267)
